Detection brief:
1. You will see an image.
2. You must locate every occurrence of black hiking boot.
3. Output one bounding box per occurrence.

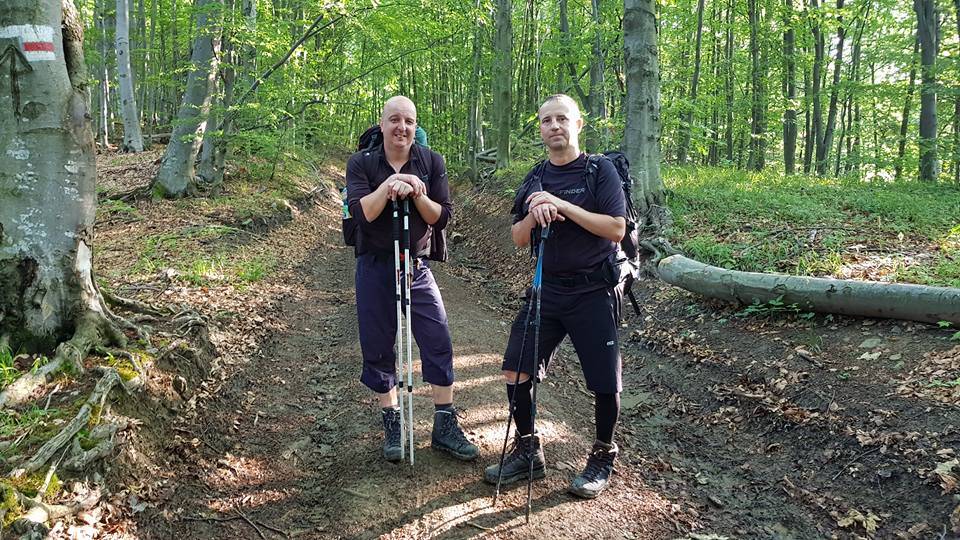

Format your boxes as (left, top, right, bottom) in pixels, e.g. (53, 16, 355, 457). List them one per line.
(483, 432, 546, 485)
(568, 441, 617, 499)
(381, 407, 402, 463)
(431, 408, 480, 461)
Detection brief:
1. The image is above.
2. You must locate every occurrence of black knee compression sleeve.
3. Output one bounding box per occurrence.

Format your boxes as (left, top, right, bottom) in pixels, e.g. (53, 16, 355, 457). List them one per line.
(506, 379, 534, 436)
(595, 392, 620, 445)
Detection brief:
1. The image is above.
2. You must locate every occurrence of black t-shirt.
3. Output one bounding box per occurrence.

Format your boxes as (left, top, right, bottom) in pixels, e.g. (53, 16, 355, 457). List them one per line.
(512, 153, 626, 276)
(346, 145, 451, 256)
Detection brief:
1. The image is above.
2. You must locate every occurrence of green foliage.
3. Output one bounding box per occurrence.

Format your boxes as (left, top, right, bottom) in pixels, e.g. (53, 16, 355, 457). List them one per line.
(736, 295, 813, 320)
(0, 346, 20, 389)
(97, 199, 141, 220)
(666, 166, 960, 287)
(1, 481, 22, 527)
(10, 472, 62, 500)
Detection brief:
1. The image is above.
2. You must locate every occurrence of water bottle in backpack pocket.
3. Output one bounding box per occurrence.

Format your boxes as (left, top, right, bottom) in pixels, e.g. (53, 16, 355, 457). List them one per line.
(341, 185, 358, 247)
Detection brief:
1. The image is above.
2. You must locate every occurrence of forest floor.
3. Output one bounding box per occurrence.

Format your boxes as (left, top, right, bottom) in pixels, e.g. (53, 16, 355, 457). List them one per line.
(69, 149, 960, 539)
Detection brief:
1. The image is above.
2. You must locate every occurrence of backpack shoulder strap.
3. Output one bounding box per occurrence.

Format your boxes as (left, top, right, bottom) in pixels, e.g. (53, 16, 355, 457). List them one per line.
(511, 160, 547, 216)
(583, 153, 608, 198)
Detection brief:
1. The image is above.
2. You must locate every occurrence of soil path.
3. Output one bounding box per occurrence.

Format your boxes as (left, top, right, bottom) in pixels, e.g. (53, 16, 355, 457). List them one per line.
(135, 195, 672, 539)
(132, 184, 960, 540)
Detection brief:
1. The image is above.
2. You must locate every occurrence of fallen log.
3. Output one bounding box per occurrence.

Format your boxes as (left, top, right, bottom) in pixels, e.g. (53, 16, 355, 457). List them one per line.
(657, 255, 960, 325)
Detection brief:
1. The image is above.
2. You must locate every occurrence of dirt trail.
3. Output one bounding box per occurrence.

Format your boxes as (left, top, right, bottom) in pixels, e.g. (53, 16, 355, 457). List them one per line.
(130, 183, 960, 540)
(134, 194, 672, 539)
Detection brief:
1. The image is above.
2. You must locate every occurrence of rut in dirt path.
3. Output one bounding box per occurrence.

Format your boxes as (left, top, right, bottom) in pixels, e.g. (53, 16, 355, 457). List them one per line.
(137, 202, 675, 540)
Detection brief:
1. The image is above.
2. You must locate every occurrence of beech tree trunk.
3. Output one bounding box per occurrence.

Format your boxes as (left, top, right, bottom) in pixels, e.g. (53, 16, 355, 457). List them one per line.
(747, 0, 765, 171)
(624, 0, 667, 229)
(915, 0, 939, 181)
(677, 0, 705, 165)
(817, 0, 844, 176)
(492, 0, 512, 169)
(0, 0, 121, 354)
(152, 0, 222, 197)
(659, 256, 960, 326)
(783, 0, 797, 174)
(116, 0, 144, 152)
(895, 36, 920, 181)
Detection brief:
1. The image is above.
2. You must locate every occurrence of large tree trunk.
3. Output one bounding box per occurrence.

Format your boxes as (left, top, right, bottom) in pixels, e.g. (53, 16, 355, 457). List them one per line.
(724, 0, 734, 163)
(915, 0, 939, 181)
(624, 0, 668, 233)
(677, 0, 705, 165)
(587, 0, 608, 152)
(116, 0, 144, 152)
(152, 0, 222, 197)
(783, 0, 798, 174)
(0, 0, 122, 357)
(809, 0, 825, 174)
(492, 0, 512, 169)
(659, 255, 960, 326)
(816, 0, 845, 176)
(896, 36, 920, 182)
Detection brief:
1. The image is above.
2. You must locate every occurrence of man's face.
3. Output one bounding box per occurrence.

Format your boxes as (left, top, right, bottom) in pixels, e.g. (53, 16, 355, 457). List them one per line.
(538, 99, 582, 151)
(380, 99, 417, 153)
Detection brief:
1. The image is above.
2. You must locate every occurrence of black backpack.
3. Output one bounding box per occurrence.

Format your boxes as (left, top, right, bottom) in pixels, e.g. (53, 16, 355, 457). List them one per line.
(585, 151, 642, 317)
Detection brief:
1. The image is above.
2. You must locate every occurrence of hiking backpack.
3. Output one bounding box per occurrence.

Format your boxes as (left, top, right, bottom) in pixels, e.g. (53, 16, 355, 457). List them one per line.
(585, 151, 642, 317)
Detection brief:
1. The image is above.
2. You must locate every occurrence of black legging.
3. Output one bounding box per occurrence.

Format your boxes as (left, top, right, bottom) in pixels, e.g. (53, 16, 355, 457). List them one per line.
(507, 380, 620, 444)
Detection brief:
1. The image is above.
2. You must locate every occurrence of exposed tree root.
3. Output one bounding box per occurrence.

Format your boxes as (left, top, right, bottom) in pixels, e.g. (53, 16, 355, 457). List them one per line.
(100, 288, 168, 318)
(0, 311, 123, 409)
(16, 483, 101, 521)
(10, 368, 120, 478)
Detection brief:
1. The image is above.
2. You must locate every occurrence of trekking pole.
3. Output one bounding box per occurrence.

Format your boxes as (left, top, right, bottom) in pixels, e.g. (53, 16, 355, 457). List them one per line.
(392, 199, 407, 462)
(402, 198, 415, 465)
(493, 222, 551, 509)
(525, 223, 549, 524)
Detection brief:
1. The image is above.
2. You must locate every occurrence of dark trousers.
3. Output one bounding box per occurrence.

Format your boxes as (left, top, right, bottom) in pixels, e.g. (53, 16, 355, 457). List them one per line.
(355, 253, 454, 393)
(502, 284, 622, 393)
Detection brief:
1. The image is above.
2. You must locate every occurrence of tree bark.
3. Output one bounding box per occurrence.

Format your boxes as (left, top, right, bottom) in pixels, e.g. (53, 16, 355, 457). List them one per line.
(783, 0, 798, 174)
(954, 0, 960, 183)
(809, 0, 825, 174)
(677, 0, 705, 165)
(493, 0, 512, 168)
(152, 0, 223, 197)
(659, 255, 960, 326)
(896, 36, 920, 181)
(624, 0, 668, 230)
(466, 0, 483, 182)
(116, 0, 144, 152)
(816, 0, 845, 176)
(724, 0, 734, 162)
(587, 0, 608, 152)
(747, 0, 765, 171)
(0, 0, 122, 354)
(915, 0, 939, 181)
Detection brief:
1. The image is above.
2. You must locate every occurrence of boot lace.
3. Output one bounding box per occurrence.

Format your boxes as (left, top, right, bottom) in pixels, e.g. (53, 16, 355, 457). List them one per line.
(437, 410, 472, 449)
(581, 448, 614, 482)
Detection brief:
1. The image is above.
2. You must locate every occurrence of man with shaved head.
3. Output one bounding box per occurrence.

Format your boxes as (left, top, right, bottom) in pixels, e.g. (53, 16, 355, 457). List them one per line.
(345, 96, 479, 463)
(483, 94, 626, 499)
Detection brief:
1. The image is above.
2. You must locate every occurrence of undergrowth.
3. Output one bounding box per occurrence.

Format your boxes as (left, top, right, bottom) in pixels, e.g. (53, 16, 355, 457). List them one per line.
(665, 166, 960, 287)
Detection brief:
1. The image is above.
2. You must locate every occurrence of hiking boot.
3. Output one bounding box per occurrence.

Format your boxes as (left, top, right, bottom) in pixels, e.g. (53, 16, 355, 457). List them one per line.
(381, 407, 402, 463)
(431, 408, 480, 461)
(483, 432, 546, 485)
(568, 441, 617, 499)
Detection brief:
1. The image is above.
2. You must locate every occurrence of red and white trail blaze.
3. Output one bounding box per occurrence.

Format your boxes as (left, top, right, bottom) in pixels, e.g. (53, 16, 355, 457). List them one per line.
(0, 24, 56, 62)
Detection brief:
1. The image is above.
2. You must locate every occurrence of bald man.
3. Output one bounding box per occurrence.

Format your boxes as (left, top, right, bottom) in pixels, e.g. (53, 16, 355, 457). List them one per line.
(345, 96, 479, 463)
(483, 94, 625, 499)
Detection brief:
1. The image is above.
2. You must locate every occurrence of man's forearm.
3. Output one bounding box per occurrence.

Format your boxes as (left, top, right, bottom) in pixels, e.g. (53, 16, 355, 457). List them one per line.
(360, 184, 390, 222)
(561, 205, 625, 242)
(511, 214, 536, 247)
(413, 195, 443, 225)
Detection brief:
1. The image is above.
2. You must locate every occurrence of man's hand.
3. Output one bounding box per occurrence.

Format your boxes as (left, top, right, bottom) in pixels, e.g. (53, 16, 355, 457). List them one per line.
(526, 191, 567, 227)
(380, 175, 417, 200)
(388, 173, 427, 199)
